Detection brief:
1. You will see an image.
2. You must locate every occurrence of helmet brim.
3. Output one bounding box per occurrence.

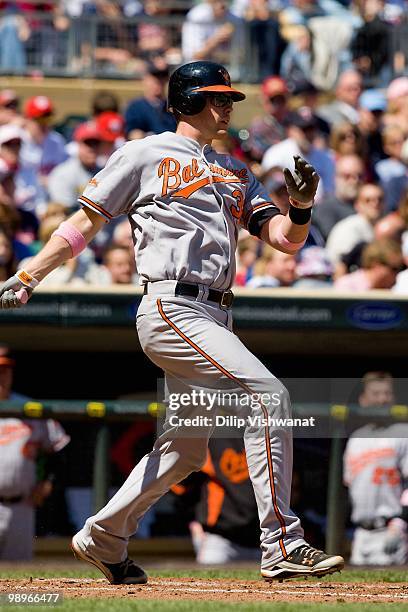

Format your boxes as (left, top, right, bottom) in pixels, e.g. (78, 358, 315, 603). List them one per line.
(194, 85, 246, 101)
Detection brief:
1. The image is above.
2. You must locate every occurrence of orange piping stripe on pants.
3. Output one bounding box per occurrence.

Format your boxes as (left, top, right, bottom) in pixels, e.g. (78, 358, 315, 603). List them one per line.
(156, 298, 288, 558)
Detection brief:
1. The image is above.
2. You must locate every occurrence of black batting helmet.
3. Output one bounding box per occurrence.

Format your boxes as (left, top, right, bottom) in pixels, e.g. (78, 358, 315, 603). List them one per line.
(167, 61, 246, 116)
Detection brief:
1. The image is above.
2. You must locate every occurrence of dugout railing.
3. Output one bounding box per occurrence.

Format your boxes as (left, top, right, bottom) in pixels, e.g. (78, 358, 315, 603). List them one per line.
(0, 399, 407, 555)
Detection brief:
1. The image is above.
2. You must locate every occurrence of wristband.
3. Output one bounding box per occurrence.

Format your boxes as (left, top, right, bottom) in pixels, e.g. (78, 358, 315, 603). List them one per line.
(288, 205, 312, 225)
(276, 229, 306, 253)
(52, 221, 87, 257)
(289, 196, 313, 210)
(16, 270, 39, 289)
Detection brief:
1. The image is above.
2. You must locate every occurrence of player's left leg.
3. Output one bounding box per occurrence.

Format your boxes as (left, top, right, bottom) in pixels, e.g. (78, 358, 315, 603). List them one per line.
(139, 296, 343, 579)
(72, 371, 212, 583)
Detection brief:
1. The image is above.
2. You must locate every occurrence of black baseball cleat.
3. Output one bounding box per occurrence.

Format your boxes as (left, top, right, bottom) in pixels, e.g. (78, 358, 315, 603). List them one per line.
(261, 544, 344, 581)
(71, 534, 148, 585)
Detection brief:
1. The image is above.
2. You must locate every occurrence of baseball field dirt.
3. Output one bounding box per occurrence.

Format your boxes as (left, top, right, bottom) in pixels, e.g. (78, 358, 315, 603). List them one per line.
(2, 576, 408, 603)
(1, 563, 408, 610)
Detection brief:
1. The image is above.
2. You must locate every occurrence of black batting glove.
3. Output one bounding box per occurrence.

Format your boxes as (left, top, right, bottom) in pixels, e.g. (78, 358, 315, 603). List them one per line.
(283, 155, 320, 209)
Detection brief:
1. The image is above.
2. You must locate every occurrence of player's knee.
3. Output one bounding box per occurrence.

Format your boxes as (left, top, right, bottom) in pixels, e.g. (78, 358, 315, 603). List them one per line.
(260, 380, 292, 417)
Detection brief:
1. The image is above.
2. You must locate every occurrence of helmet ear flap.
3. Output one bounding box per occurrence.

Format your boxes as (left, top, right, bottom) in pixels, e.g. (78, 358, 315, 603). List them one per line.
(182, 91, 207, 115)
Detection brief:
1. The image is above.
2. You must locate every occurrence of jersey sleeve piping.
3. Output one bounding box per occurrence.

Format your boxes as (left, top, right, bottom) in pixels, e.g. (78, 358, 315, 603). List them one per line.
(244, 203, 282, 238)
(78, 195, 113, 222)
(243, 202, 277, 228)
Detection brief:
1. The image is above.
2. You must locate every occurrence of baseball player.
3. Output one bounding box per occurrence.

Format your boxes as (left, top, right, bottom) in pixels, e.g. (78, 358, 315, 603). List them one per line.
(344, 372, 408, 565)
(0, 61, 344, 583)
(0, 347, 70, 560)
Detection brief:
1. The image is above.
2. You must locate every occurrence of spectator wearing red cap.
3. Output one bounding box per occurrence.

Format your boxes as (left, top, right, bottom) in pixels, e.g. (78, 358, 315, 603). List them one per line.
(96, 111, 125, 142)
(48, 121, 104, 211)
(95, 111, 126, 163)
(245, 76, 289, 163)
(17, 96, 67, 212)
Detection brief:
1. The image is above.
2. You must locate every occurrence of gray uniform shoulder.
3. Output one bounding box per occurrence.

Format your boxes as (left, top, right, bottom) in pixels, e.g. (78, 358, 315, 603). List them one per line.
(118, 132, 174, 161)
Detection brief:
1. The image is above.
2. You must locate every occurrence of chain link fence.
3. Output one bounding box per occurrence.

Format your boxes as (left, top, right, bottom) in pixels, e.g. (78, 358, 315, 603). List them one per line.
(0, 11, 249, 80)
(0, 8, 406, 83)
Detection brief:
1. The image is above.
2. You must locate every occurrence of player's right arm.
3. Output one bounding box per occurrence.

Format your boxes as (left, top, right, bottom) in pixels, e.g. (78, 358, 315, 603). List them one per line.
(0, 143, 139, 309)
(0, 207, 105, 309)
(24, 207, 105, 281)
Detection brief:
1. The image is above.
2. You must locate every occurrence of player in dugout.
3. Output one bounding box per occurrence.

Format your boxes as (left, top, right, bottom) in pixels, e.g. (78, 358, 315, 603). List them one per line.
(344, 372, 408, 565)
(0, 346, 70, 560)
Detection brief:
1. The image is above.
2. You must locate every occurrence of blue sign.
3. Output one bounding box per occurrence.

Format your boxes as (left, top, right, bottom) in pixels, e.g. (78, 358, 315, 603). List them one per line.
(347, 302, 403, 330)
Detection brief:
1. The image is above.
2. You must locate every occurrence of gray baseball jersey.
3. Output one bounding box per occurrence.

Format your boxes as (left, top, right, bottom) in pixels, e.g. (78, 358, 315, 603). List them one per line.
(343, 424, 408, 524)
(74, 131, 307, 571)
(78, 132, 281, 290)
(0, 418, 70, 497)
(0, 418, 70, 561)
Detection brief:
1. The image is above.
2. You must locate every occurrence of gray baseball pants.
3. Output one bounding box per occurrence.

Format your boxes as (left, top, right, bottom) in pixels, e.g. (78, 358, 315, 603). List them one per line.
(351, 527, 408, 565)
(78, 281, 305, 569)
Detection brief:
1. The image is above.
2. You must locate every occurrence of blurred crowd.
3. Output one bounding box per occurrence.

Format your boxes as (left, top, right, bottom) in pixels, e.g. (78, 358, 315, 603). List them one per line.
(0, 59, 408, 290)
(0, 0, 406, 82)
(234, 70, 408, 293)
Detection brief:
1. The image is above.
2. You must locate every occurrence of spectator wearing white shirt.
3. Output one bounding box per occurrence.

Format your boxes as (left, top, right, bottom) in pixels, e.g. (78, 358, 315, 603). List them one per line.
(261, 107, 335, 201)
(317, 70, 362, 126)
(182, 0, 243, 67)
(326, 183, 384, 265)
(312, 154, 365, 240)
